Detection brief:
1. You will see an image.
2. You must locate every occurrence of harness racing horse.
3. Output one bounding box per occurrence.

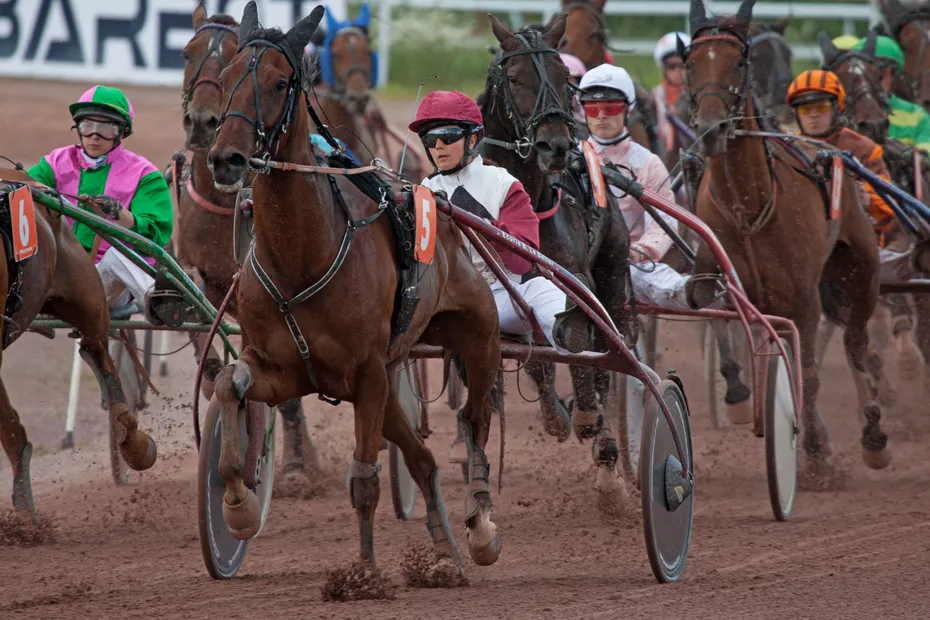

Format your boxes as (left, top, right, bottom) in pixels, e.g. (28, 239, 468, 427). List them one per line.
(748, 20, 794, 127)
(684, 0, 891, 483)
(480, 14, 634, 498)
(820, 31, 930, 387)
(172, 3, 321, 487)
(0, 174, 157, 516)
(208, 2, 504, 576)
(879, 0, 930, 109)
(553, 0, 664, 157)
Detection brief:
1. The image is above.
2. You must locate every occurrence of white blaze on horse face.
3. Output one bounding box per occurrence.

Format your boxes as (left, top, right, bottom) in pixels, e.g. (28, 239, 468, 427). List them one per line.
(707, 49, 716, 61)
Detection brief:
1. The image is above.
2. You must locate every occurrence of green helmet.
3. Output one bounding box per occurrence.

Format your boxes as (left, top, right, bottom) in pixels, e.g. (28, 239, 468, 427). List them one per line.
(69, 85, 134, 136)
(854, 35, 905, 70)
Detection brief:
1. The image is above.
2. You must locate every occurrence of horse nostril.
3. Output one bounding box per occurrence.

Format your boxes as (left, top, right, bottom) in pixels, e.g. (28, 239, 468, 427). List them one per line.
(227, 152, 247, 170)
(205, 115, 218, 131)
(535, 140, 555, 156)
(183, 114, 193, 129)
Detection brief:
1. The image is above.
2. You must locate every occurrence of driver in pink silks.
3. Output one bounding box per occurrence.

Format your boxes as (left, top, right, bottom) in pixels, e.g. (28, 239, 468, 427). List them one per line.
(559, 52, 588, 131)
(410, 90, 572, 461)
(578, 64, 715, 310)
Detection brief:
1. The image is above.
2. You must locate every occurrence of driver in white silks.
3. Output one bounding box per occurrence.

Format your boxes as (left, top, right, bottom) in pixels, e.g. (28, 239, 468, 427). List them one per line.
(577, 64, 720, 311)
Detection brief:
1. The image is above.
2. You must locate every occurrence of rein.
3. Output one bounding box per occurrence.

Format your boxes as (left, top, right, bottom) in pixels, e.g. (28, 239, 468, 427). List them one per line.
(182, 23, 239, 112)
(186, 177, 235, 215)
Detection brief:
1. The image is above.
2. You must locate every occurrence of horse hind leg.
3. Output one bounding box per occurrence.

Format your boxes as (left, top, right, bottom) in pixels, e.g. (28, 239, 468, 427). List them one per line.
(279, 397, 321, 480)
(0, 370, 35, 516)
(844, 319, 892, 470)
(523, 361, 571, 441)
(711, 319, 752, 426)
(192, 332, 224, 400)
(887, 294, 924, 383)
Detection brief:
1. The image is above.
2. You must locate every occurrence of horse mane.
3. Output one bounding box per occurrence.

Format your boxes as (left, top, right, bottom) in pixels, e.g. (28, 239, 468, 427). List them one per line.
(206, 14, 238, 27)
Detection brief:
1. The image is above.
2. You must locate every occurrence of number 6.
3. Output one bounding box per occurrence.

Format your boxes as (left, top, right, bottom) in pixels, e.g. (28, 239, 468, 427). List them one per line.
(18, 199, 29, 246)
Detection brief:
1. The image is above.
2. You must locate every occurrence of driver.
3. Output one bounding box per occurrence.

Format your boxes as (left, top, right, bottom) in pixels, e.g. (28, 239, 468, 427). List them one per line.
(28, 85, 174, 319)
(653, 31, 691, 155)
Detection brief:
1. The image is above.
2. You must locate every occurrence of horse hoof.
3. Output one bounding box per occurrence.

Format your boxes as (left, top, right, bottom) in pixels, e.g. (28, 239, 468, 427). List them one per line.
(594, 465, 632, 517)
(862, 446, 892, 470)
(572, 409, 602, 441)
(466, 514, 501, 566)
(726, 399, 753, 425)
(543, 403, 571, 442)
(448, 439, 467, 464)
(896, 341, 923, 382)
(119, 431, 157, 471)
(223, 489, 262, 540)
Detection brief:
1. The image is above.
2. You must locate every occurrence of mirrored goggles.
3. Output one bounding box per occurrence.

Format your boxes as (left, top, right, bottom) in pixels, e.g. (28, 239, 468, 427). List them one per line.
(420, 127, 468, 149)
(76, 118, 123, 140)
(794, 101, 833, 116)
(583, 100, 627, 118)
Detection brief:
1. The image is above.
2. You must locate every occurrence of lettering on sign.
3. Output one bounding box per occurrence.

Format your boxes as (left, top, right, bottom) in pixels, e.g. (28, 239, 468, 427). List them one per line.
(9, 186, 38, 261)
(413, 185, 437, 265)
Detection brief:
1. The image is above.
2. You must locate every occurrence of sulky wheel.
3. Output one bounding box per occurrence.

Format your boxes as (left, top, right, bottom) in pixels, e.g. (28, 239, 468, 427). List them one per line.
(614, 321, 650, 484)
(765, 338, 798, 522)
(390, 363, 421, 520)
(641, 378, 694, 584)
(108, 333, 144, 486)
(198, 399, 276, 579)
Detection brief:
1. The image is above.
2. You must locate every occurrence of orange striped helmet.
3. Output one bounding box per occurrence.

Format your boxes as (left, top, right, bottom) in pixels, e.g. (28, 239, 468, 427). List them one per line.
(786, 70, 847, 111)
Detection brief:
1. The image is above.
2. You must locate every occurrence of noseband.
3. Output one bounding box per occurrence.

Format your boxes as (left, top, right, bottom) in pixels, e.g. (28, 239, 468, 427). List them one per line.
(685, 30, 751, 125)
(218, 40, 302, 165)
(487, 31, 573, 158)
(825, 52, 891, 114)
(182, 23, 239, 111)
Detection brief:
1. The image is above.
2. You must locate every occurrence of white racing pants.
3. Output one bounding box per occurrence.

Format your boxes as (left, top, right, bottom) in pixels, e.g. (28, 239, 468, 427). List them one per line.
(878, 246, 919, 282)
(629, 261, 697, 311)
(491, 276, 568, 351)
(96, 248, 156, 311)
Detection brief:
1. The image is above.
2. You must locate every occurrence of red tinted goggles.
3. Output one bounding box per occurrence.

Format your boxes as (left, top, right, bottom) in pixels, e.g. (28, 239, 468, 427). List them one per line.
(583, 101, 627, 118)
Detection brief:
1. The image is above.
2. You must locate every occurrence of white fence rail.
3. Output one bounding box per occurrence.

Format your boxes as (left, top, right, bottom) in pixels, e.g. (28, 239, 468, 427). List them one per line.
(373, 0, 884, 85)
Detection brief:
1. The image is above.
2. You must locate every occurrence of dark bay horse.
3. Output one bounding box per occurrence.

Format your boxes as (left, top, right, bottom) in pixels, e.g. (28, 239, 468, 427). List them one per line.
(480, 13, 633, 499)
(554, 0, 664, 157)
(0, 174, 157, 516)
(208, 2, 503, 576)
(173, 3, 320, 486)
(685, 0, 891, 483)
(879, 0, 930, 108)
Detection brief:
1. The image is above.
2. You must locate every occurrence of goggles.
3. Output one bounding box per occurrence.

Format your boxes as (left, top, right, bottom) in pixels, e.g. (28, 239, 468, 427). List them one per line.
(794, 100, 833, 116)
(75, 118, 123, 140)
(664, 60, 685, 70)
(583, 100, 627, 118)
(420, 127, 468, 149)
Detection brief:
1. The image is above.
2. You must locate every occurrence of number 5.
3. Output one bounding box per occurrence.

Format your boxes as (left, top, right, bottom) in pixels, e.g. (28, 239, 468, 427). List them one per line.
(18, 199, 29, 246)
(419, 198, 431, 251)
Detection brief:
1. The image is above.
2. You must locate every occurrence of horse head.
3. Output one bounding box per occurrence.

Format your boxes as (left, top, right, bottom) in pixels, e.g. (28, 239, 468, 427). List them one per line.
(209, 1, 324, 191)
(321, 4, 377, 111)
(881, 0, 930, 109)
(820, 30, 891, 144)
(749, 20, 794, 126)
(686, 0, 757, 155)
(557, 0, 607, 70)
(182, 2, 240, 150)
(485, 13, 574, 172)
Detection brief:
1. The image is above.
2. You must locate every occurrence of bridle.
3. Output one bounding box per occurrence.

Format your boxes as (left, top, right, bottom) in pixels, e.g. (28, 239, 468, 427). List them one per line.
(749, 30, 793, 111)
(889, 11, 930, 100)
(328, 27, 373, 95)
(684, 29, 752, 126)
(218, 39, 303, 166)
(824, 51, 891, 116)
(485, 30, 574, 159)
(558, 2, 607, 65)
(182, 23, 239, 112)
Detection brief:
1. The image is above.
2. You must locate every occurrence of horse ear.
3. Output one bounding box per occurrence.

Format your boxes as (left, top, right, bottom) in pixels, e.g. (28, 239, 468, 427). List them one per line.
(193, 2, 207, 30)
(240, 1, 258, 40)
(773, 17, 790, 35)
(354, 3, 371, 29)
(325, 7, 338, 35)
(676, 34, 688, 58)
(736, 0, 756, 24)
(488, 13, 517, 48)
(863, 29, 878, 58)
(881, 0, 910, 29)
(286, 5, 326, 53)
(590, 0, 607, 12)
(817, 31, 839, 66)
(544, 14, 567, 49)
(690, 0, 708, 35)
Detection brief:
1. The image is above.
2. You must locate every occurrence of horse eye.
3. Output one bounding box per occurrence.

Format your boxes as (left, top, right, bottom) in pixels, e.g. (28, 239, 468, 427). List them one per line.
(276, 78, 287, 91)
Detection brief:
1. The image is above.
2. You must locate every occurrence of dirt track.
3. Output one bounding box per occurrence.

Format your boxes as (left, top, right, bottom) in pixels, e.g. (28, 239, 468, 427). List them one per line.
(1, 78, 929, 619)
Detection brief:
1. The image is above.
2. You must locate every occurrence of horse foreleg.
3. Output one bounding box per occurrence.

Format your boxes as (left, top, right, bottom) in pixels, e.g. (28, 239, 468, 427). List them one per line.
(911, 295, 930, 389)
(845, 317, 892, 470)
(888, 293, 923, 381)
(0, 370, 34, 516)
(523, 361, 571, 441)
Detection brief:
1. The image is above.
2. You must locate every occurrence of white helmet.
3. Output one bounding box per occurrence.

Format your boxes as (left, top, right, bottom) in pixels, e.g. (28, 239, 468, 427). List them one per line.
(578, 64, 636, 108)
(654, 31, 690, 67)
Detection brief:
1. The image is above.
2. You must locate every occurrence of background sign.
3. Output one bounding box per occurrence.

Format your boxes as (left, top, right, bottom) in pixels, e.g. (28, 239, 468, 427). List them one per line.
(0, 0, 347, 86)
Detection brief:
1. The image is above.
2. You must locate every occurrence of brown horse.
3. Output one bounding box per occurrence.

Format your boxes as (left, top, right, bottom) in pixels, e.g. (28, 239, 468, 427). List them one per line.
(684, 0, 891, 481)
(879, 0, 930, 108)
(173, 3, 320, 486)
(554, 0, 663, 156)
(208, 2, 502, 575)
(0, 174, 157, 515)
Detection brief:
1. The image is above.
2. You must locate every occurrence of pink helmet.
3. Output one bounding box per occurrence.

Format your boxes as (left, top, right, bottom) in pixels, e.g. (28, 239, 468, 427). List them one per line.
(559, 53, 586, 78)
(409, 90, 483, 133)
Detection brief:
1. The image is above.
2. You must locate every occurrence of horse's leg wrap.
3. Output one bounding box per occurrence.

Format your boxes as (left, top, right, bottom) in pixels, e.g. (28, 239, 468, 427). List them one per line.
(347, 458, 381, 564)
(425, 468, 464, 568)
(460, 413, 501, 566)
(11, 441, 34, 516)
(458, 414, 491, 522)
